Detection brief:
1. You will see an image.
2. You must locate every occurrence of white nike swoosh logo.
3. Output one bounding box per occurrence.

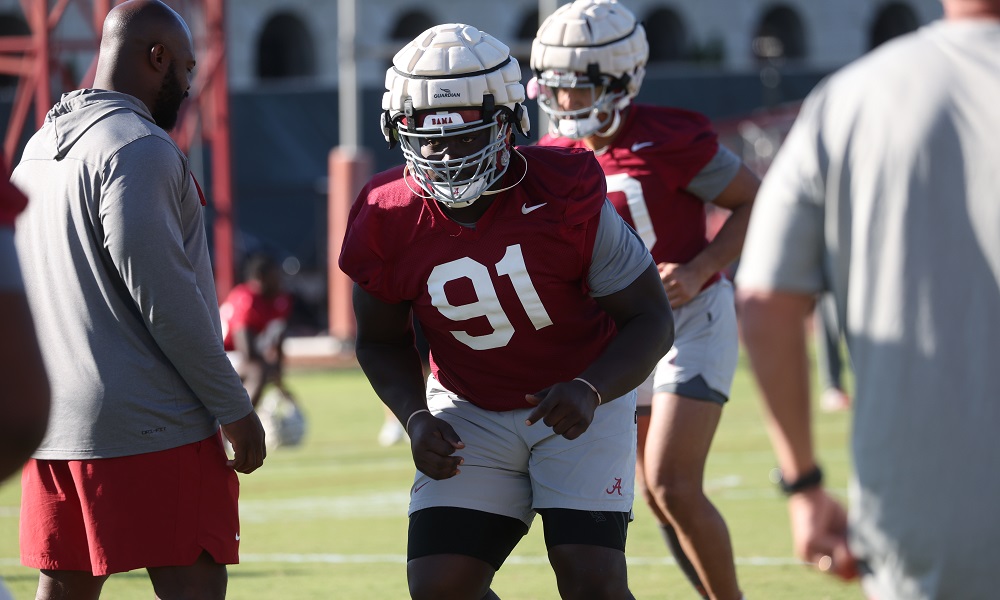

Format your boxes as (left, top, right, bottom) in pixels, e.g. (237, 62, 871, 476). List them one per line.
(521, 203, 547, 214)
(630, 141, 655, 152)
(235, 533, 240, 541)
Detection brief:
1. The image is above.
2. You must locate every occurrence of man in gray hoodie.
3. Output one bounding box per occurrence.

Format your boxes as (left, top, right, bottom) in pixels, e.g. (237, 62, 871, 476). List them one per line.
(11, 1, 265, 598)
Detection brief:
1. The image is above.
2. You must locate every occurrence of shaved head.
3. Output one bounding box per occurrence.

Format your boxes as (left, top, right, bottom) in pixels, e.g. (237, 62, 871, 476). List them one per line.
(101, 0, 190, 50)
(93, 0, 196, 130)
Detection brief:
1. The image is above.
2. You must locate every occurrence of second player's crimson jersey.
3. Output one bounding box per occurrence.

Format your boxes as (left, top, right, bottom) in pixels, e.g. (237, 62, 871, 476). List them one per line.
(220, 283, 292, 351)
(540, 103, 721, 285)
(340, 145, 617, 411)
(1, 158, 27, 227)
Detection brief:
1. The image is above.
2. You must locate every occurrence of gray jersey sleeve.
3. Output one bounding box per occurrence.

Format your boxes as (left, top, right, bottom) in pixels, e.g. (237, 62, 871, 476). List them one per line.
(588, 199, 654, 297)
(0, 229, 23, 291)
(684, 144, 742, 202)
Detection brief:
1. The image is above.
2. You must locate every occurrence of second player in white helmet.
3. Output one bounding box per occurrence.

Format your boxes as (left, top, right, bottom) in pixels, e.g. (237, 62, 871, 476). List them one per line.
(531, 2, 762, 599)
(530, 0, 647, 139)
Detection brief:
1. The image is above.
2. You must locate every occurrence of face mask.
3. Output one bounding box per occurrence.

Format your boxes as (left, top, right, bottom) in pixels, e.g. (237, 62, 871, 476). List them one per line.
(554, 114, 605, 139)
(428, 176, 492, 208)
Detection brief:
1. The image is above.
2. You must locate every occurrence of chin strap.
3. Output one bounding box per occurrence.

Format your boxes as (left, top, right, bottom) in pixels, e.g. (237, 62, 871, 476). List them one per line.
(595, 108, 623, 138)
(480, 148, 528, 197)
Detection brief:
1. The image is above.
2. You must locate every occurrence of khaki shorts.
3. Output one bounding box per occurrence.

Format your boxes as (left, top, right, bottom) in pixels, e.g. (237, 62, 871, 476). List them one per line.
(409, 377, 637, 526)
(637, 277, 739, 407)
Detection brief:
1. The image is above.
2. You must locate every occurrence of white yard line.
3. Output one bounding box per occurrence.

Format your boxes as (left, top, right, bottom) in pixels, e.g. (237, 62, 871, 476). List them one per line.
(0, 482, 827, 571)
(235, 553, 807, 567)
(1, 555, 807, 568)
(0, 554, 805, 567)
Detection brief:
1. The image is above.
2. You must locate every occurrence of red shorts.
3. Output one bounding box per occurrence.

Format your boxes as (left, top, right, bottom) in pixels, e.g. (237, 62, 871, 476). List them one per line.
(20, 432, 240, 576)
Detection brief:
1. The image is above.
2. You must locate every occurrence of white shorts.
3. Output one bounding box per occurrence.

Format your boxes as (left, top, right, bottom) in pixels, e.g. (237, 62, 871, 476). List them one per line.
(636, 277, 739, 408)
(409, 377, 637, 526)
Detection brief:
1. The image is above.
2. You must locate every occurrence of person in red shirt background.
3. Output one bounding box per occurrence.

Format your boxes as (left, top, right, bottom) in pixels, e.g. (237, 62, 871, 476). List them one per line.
(221, 253, 292, 407)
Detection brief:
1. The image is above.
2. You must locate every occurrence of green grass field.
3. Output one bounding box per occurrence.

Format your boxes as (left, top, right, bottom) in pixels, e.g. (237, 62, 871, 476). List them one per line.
(0, 352, 864, 599)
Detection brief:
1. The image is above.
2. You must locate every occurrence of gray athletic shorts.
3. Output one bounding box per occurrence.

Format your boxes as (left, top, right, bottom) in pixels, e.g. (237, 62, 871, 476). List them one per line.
(409, 376, 637, 527)
(636, 277, 739, 407)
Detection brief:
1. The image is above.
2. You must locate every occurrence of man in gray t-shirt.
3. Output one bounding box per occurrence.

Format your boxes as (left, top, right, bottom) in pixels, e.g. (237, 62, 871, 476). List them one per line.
(736, 2, 1000, 599)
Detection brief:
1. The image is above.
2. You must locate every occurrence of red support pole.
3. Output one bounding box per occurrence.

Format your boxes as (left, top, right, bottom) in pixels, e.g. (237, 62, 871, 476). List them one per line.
(91, 0, 111, 35)
(328, 146, 372, 342)
(204, 0, 234, 302)
(3, 68, 33, 165)
(32, 0, 50, 129)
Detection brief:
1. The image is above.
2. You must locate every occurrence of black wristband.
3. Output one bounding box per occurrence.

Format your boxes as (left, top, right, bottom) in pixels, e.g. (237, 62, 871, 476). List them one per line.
(778, 465, 823, 496)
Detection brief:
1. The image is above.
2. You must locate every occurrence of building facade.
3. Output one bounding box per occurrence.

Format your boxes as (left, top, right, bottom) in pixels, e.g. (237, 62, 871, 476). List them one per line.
(224, 0, 943, 91)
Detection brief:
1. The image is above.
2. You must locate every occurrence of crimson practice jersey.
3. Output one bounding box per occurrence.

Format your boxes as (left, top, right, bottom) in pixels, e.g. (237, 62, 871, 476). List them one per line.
(540, 103, 721, 287)
(1, 158, 27, 227)
(340, 146, 617, 411)
(220, 283, 292, 352)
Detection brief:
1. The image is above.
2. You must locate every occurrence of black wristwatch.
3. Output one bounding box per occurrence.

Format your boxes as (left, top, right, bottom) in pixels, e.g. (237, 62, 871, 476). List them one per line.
(777, 465, 824, 496)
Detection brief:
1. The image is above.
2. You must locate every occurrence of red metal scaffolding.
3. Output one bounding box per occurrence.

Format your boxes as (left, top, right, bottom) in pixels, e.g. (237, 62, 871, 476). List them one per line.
(0, 0, 236, 299)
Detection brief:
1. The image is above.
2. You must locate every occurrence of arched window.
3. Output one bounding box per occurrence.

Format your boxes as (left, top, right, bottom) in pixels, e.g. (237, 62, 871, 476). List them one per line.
(256, 12, 316, 80)
(0, 13, 29, 36)
(870, 3, 919, 49)
(752, 5, 807, 61)
(385, 10, 436, 69)
(0, 13, 30, 87)
(512, 10, 539, 62)
(389, 10, 436, 44)
(516, 10, 539, 41)
(643, 8, 686, 63)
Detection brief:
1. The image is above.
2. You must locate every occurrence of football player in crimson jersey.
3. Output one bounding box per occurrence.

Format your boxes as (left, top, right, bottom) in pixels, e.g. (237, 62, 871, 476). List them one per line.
(339, 23, 674, 600)
(0, 160, 49, 485)
(220, 253, 293, 407)
(531, 2, 760, 599)
(0, 158, 50, 600)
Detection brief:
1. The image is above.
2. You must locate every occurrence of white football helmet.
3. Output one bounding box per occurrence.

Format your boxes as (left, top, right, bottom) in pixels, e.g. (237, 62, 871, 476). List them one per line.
(382, 23, 530, 208)
(530, 0, 648, 139)
(258, 388, 306, 450)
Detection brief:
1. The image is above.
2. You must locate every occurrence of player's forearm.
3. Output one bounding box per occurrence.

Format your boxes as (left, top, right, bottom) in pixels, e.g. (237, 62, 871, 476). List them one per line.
(738, 289, 819, 477)
(688, 202, 753, 283)
(585, 314, 673, 403)
(0, 293, 50, 482)
(585, 263, 674, 402)
(356, 340, 430, 424)
(0, 395, 49, 481)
